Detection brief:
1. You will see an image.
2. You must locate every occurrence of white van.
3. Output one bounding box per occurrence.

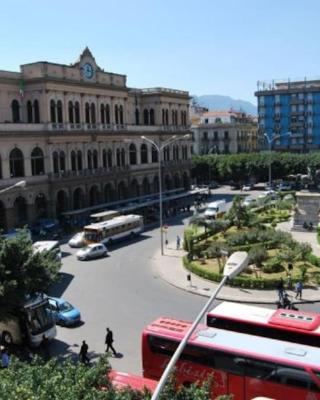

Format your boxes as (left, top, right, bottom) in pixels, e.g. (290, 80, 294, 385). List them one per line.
(32, 240, 62, 264)
(204, 200, 227, 219)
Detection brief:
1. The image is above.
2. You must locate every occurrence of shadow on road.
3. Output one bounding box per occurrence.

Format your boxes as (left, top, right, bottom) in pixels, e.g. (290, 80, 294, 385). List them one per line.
(48, 272, 74, 298)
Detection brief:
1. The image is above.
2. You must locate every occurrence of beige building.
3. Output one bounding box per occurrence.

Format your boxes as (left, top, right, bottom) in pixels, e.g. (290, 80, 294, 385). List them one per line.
(0, 48, 191, 230)
(191, 110, 258, 154)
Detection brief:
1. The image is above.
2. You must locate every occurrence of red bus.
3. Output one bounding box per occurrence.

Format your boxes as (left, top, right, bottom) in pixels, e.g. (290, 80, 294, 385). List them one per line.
(109, 370, 157, 392)
(142, 317, 320, 399)
(207, 302, 320, 347)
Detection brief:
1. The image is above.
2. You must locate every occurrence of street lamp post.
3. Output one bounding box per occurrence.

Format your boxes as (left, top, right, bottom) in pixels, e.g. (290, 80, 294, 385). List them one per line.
(0, 180, 26, 195)
(263, 132, 291, 188)
(141, 135, 189, 255)
(151, 251, 249, 400)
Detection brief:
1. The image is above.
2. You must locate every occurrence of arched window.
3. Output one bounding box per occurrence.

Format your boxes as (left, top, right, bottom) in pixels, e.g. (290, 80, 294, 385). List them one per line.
(100, 104, 105, 124)
(59, 151, 65, 171)
(11, 100, 20, 122)
(174, 110, 178, 125)
(53, 151, 59, 173)
(140, 144, 148, 164)
(75, 102, 80, 123)
(31, 147, 44, 175)
(176, 145, 180, 160)
(102, 149, 107, 168)
(153, 176, 159, 193)
(56, 190, 69, 217)
(68, 101, 74, 123)
(35, 193, 47, 218)
(142, 177, 150, 195)
(162, 109, 165, 125)
(71, 150, 77, 171)
(143, 109, 149, 125)
(50, 100, 56, 123)
(73, 187, 85, 210)
(115, 105, 119, 124)
(121, 148, 125, 166)
(93, 149, 98, 169)
(150, 109, 155, 125)
(87, 150, 93, 170)
(116, 148, 121, 167)
(171, 110, 175, 125)
(165, 109, 169, 125)
(119, 105, 124, 124)
(129, 144, 137, 165)
(135, 108, 140, 125)
(107, 149, 112, 167)
(180, 110, 184, 126)
(85, 102, 90, 123)
(117, 181, 126, 200)
(27, 101, 33, 123)
(14, 196, 28, 226)
(10, 148, 24, 177)
(152, 145, 158, 163)
(89, 185, 100, 206)
(90, 103, 96, 123)
(34, 100, 40, 123)
(57, 100, 63, 123)
(106, 104, 110, 124)
(77, 150, 83, 170)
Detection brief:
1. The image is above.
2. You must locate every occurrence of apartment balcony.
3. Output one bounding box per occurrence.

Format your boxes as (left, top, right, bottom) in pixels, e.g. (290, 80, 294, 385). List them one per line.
(47, 166, 129, 182)
(290, 98, 305, 105)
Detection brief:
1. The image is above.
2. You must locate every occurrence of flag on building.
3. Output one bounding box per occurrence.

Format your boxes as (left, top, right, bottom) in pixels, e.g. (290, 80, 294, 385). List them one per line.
(19, 80, 25, 99)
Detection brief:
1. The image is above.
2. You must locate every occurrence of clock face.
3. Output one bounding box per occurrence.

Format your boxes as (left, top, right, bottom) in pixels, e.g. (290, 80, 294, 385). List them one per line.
(83, 63, 94, 79)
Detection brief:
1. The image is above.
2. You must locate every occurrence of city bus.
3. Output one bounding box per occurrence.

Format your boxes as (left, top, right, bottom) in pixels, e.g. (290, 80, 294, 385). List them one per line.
(0, 293, 56, 347)
(83, 214, 143, 245)
(206, 302, 320, 347)
(90, 210, 120, 223)
(109, 370, 157, 392)
(142, 317, 320, 399)
(32, 240, 62, 264)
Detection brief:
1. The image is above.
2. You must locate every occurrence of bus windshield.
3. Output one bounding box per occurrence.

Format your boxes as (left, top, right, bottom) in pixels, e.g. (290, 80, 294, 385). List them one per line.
(26, 300, 54, 335)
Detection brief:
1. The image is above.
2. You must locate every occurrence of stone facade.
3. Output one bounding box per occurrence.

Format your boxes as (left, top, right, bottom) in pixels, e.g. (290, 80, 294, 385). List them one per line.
(0, 48, 192, 230)
(293, 192, 320, 231)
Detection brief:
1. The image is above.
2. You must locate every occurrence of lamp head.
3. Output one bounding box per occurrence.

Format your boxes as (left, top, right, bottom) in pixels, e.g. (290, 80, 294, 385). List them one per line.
(141, 135, 146, 140)
(223, 251, 249, 279)
(14, 180, 26, 189)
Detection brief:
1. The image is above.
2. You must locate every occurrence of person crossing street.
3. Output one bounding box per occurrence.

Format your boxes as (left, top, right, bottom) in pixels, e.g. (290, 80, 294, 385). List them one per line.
(105, 327, 117, 356)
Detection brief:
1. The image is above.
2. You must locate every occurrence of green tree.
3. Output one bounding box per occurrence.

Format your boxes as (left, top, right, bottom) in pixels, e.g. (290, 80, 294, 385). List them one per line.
(227, 196, 250, 229)
(0, 355, 231, 400)
(0, 230, 60, 319)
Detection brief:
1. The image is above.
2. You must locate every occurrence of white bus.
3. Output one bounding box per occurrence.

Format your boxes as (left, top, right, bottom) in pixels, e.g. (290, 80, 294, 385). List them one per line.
(0, 293, 57, 347)
(32, 240, 62, 264)
(83, 214, 144, 245)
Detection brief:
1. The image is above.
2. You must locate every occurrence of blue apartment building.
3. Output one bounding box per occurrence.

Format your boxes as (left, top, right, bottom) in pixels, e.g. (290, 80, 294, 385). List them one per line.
(255, 78, 320, 152)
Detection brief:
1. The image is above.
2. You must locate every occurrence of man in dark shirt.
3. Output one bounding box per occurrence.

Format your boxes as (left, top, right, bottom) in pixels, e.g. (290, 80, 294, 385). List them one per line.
(105, 328, 117, 356)
(79, 340, 89, 364)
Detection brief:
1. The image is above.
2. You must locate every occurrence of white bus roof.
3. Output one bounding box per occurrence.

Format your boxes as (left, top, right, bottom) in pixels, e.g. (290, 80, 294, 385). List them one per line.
(207, 302, 320, 334)
(207, 200, 226, 207)
(147, 317, 320, 369)
(84, 214, 142, 231)
(32, 240, 60, 253)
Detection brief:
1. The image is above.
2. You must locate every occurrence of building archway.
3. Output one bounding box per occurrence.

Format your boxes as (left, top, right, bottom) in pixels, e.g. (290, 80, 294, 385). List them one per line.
(117, 181, 127, 200)
(104, 183, 114, 203)
(89, 185, 100, 206)
(35, 193, 47, 218)
(142, 177, 150, 195)
(73, 187, 85, 210)
(183, 172, 190, 190)
(164, 174, 173, 191)
(153, 176, 159, 193)
(130, 179, 140, 197)
(13, 196, 28, 227)
(56, 190, 69, 217)
(174, 173, 181, 189)
(0, 201, 7, 231)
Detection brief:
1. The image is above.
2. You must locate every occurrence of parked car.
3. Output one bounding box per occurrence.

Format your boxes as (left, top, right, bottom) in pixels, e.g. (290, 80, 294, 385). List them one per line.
(241, 183, 253, 191)
(68, 232, 85, 248)
(278, 182, 293, 191)
(47, 296, 81, 326)
(76, 243, 108, 260)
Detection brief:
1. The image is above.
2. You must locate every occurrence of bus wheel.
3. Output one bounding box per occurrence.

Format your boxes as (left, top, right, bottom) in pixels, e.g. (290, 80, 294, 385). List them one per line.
(2, 331, 13, 345)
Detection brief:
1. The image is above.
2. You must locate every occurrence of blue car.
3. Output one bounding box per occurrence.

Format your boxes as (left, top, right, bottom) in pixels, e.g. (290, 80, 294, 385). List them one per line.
(47, 297, 81, 326)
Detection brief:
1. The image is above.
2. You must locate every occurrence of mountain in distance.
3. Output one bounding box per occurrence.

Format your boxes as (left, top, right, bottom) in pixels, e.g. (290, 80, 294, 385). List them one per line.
(192, 94, 257, 116)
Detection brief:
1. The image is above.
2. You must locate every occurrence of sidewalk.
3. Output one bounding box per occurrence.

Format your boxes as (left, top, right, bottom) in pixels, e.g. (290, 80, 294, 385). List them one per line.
(151, 222, 320, 304)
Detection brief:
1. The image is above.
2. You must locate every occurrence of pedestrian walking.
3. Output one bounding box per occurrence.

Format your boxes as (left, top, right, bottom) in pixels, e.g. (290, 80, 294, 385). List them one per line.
(105, 327, 117, 356)
(1, 346, 10, 368)
(176, 235, 181, 250)
(276, 278, 285, 301)
(79, 340, 90, 364)
(295, 281, 303, 300)
(41, 334, 50, 361)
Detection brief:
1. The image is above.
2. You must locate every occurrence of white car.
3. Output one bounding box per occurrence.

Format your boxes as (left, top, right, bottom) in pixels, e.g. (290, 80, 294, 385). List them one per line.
(68, 232, 85, 248)
(241, 184, 253, 191)
(76, 243, 108, 260)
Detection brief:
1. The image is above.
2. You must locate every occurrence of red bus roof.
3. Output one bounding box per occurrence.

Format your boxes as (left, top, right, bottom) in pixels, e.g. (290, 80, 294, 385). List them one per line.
(207, 302, 320, 334)
(143, 317, 320, 369)
(109, 370, 157, 392)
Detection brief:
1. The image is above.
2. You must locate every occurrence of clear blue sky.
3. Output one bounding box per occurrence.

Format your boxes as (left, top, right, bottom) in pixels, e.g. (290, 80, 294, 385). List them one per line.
(1, 0, 320, 104)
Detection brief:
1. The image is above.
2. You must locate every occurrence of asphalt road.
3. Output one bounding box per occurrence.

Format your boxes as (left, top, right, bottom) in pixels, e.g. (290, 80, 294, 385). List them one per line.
(49, 214, 206, 375)
(48, 186, 320, 375)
